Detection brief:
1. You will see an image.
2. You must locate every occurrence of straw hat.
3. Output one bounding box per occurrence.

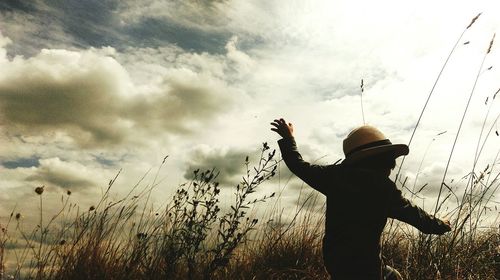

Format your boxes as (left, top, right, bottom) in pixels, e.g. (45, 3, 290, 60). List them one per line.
(342, 125, 409, 164)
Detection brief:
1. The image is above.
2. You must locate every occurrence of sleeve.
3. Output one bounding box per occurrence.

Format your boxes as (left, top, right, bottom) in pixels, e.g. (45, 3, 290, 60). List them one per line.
(277, 137, 334, 194)
(387, 181, 450, 235)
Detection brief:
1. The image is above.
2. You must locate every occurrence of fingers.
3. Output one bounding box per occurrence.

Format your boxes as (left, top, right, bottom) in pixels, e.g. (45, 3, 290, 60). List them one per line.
(446, 222, 452, 231)
(275, 118, 286, 125)
(270, 121, 280, 128)
(270, 118, 293, 138)
(272, 119, 286, 126)
(440, 219, 452, 233)
(270, 123, 282, 134)
(271, 119, 287, 129)
(271, 118, 290, 126)
(270, 120, 284, 135)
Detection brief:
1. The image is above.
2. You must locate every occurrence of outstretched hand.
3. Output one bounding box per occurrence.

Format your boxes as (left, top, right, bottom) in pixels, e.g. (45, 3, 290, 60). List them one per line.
(270, 118, 294, 139)
(437, 219, 452, 234)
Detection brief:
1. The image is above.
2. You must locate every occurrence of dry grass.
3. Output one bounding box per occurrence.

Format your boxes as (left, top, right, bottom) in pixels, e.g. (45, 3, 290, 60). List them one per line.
(0, 141, 499, 279)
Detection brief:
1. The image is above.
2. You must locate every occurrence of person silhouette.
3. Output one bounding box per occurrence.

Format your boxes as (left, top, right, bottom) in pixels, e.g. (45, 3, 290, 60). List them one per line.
(270, 118, 451, 280)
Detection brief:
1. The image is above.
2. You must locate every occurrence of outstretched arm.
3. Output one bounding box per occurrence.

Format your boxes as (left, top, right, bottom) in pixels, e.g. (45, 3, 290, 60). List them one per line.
(388, 183, 451, 234)
(271, 118, 334, 194)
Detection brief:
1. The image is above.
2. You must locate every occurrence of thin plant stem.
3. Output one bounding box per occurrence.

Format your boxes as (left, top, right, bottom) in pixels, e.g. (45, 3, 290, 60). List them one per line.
(434, 51, 488, 215)
(474, 105, 500, 167)
(436, 33, 495, 215)
(411, 131, 446, 194)
(38, 194, 43, 279)
(395, 13, 481, 182)
(473, 95, 495, 165)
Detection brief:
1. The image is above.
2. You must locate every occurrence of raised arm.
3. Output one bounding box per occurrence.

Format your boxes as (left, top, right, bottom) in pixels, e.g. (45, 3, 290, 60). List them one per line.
(387, 182, 451, 234)
(271, 118, 333, 194)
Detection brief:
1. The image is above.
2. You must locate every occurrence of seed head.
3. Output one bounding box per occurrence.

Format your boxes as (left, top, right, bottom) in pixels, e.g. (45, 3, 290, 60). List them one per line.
(59, 240, 66, 245)
(494, 88, 500, 100)
(89, 206, 95, 211)
(35, 186, 45, 195)
(67, 190, 72, 196)
(263, 142, 269, 150)
(15, 213, 21, 220)
(487, 33, 495, 54)
(466, 13, 481, 29)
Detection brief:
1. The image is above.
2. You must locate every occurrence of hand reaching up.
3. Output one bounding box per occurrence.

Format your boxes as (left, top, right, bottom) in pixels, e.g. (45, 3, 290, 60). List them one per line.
(270, 118, 294, 139)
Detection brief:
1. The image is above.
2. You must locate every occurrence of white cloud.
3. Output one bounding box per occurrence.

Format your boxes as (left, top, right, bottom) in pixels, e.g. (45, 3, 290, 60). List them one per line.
(0, 32, 246, 148)
(1, 0, 500, 224)
(0, 44, 133, 147)
(25, 157, 107, 191)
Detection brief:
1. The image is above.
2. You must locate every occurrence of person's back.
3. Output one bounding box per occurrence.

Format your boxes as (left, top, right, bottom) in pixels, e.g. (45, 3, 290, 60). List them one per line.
(322, 167, 394, 278)
(270, 119, 452, 280)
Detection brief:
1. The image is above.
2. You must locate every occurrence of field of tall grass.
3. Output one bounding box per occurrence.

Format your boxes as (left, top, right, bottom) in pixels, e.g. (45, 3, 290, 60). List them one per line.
(0, 138, 499, 279)
(1, 13, 499, 280)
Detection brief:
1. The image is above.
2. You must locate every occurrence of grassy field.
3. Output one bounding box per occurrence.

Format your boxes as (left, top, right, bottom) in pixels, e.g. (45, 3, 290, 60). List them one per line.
(0, 141, 499, 279)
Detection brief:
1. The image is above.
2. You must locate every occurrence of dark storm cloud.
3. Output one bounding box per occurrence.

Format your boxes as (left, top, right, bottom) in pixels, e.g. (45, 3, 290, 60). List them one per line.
(0, 0, 233, 57)
(183, 147, 253, 186)
(44, 0, 122, 48)
(117, 0, 247, 53)
(0, 7, 69, 56)
(127, 72, 233, 134)
(0, 0, 124, 55)
(0, 0, 37, 12)
(124, 17, 230, 54)
(93, 155, 118, 167)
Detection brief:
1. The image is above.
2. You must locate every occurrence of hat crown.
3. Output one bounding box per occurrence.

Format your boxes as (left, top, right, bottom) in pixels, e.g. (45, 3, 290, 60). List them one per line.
(343, 125, 388, 156)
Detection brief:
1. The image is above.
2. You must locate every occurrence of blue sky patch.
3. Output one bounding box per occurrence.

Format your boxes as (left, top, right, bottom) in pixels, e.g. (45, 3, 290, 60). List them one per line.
(2, 157, 40, 169)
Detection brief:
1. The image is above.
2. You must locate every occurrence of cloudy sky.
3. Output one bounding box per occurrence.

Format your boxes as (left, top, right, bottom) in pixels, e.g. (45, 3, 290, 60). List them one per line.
(0, 0, 499, 223)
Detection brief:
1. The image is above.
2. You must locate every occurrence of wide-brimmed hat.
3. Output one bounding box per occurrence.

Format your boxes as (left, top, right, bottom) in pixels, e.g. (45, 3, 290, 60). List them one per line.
(342, 125, 409, 164)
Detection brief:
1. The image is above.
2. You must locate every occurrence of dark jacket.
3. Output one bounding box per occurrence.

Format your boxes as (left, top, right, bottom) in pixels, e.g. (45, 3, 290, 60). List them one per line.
(278, 137, 449, 280)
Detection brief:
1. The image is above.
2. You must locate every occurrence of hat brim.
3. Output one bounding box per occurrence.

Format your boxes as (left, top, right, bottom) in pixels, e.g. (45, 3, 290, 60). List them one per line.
(342, 144, 409, 165)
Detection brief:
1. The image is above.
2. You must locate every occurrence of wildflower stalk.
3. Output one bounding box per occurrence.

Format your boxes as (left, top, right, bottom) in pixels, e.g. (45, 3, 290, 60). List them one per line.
(34, 186, 45, 279)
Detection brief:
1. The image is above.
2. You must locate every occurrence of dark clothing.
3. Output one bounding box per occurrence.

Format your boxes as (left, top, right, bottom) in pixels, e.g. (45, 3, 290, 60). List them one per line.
(278, 137, 449, 280)
(383, 265, 403, 280)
